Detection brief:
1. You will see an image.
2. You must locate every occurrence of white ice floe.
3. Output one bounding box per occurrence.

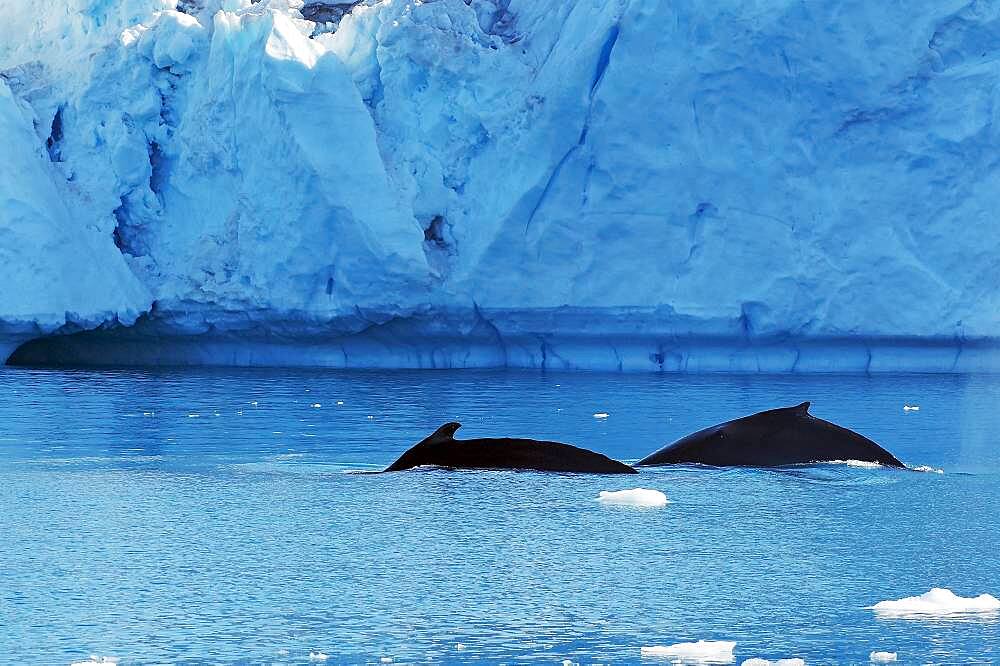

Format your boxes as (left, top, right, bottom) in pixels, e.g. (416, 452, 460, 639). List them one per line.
(380, 658, 393, 664)
(869, 588, 1000, 617)
(903, 405, 920, 411)
(598, 488, 669, 507)
(741, 660, 805, 666)
(641, 640, 736, 663)
(70, 658, 118, 666)
(455, 643, 466, 650)
(336, 401, 345, 405)
(869, 652, 897, 663)
(593, 412, 610, 419)
(911, 465, 944, 474)
(311, 403, 322, 408)
(824, 459, 882, 468)
(308, 652, 329, 662)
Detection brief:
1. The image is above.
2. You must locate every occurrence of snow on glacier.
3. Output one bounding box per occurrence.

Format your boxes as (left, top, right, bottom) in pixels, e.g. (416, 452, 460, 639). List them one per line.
(2, 0, 1000, 368)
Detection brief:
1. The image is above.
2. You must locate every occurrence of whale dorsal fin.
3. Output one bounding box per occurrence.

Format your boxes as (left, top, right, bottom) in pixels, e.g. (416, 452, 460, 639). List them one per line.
(427, 421, 461, 442)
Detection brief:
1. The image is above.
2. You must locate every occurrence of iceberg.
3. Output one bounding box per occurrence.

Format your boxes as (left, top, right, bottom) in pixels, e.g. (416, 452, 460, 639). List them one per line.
(641, 640, 736, 663)
(3, 0, 1000, 369)
(597, 488, 669, 507)
(869, 588, 1000, 617)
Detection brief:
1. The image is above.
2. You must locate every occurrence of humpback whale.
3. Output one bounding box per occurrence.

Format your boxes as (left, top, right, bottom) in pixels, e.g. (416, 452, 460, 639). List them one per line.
(385, 422, 638, 474)
(637, 402, 905, 468)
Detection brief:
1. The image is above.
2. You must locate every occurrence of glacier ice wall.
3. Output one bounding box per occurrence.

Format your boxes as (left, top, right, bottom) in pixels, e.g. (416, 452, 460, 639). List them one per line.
(0, 75, 149, 361)
(2, 0, 1000, 370)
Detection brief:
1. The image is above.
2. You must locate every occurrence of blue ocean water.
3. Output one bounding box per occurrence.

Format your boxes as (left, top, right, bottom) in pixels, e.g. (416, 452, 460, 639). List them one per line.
(1, 368, 998, 665)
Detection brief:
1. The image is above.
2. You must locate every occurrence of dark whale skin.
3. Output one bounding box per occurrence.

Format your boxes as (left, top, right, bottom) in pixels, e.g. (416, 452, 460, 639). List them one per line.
(385, 422, 638, 474)
(637, 402, 905, 468)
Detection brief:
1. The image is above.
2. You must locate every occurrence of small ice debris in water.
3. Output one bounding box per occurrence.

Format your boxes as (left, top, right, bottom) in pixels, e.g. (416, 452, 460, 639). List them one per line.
(593, 412, 609, 419)
(187, 413, 200, 418)
(380, 658, 393, 664)
(561, 660, 576, 666)
(742, 660, 805, 666)
(236, 410, 243, 416)
(640, 640, 736, 662)
(308, 652, 329, 661)
(912, 465, 944, 474)
(311, 403, 322, 408)
(70, 657, 118, 666)
(336, 401, 344, 405)
(249, 400, 258, 406)
(903, 404, 920, 411)
(367, 415, 375, 420)
(455, 643, 466, 650)
(869, 652, 897, 663)
(598, 488, 669, 507)
(142, 411, 154, 416)
(869, 588, 1000, 616)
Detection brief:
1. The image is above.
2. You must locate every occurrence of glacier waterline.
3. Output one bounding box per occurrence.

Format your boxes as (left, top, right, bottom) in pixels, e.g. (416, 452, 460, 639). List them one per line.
(8, 306, 1000, 372)
(2, 367, 999, 664)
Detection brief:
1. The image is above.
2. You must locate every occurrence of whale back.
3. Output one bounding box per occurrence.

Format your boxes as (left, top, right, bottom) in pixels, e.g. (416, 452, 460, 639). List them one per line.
(385, 423, 637, 474)
(637, 402, 904, 467)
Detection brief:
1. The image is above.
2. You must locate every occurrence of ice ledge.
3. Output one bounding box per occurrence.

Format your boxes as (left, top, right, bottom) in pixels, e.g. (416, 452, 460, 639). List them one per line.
(6, 307, 997, 372)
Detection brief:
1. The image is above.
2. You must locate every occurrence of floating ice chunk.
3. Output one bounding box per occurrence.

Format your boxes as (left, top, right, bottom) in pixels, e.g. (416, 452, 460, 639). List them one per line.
(869, 588, 1000, 617)
(903, 405, 920, 411)
(741, 659, 804, 666)
(869, 652, 897, 663)
(562, 660, 576, 666)
(911, 465, 944, 474)
(380, 658, 393, 664)
(456, 643, 466, 650)
(640, 640, 736, 663)
(187, 413, 200, 418)
(249, 401, 259, 407)
(311, 403, 322, 408)
(337, 401, 345, 405)
(367, 415, 375, 420)
(70, 657, 118, 666)
(598, 488, 669, 507)
(825, 459, 882, 468)
(593, 412, 610, 419)
(308, 652, 329, 662)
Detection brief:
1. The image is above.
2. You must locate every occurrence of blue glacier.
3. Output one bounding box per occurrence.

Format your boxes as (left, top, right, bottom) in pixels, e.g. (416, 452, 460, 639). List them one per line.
(1, 0, 999, 369)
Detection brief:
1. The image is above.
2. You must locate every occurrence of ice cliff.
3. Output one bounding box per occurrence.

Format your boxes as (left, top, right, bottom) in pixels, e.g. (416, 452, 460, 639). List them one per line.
(1, 0, 999, 370)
